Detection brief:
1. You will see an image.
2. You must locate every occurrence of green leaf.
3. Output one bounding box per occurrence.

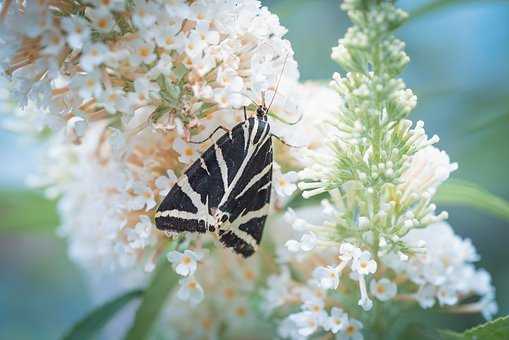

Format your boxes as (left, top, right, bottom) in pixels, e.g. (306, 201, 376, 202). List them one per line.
(435, 179, 509, 222)
(399, 317, 509, 340)
(0, 189, 59, 233)
(410, 0, 509, 21)
(463, 316, 509, 340)
(125, 242, 178, 340)
(61, 289, 143, 340)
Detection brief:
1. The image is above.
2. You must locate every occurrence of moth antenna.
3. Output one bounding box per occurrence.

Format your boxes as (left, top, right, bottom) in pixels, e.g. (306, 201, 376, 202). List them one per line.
(267, 51, 290, 113)
(269, 109, 303, 126)
(271, 133, 305, 148)
(262, 91, 266, 108)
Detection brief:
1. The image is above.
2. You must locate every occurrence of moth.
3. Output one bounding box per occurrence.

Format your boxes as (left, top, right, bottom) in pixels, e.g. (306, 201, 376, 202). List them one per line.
(155, 102, 276, 257)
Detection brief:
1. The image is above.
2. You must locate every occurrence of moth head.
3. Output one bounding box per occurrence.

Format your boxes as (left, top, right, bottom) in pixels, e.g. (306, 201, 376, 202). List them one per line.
(256, 105, 268, 118)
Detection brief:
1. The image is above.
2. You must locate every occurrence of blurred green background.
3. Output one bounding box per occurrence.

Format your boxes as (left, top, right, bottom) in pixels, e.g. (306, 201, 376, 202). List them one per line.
(1, 1, 509, 339)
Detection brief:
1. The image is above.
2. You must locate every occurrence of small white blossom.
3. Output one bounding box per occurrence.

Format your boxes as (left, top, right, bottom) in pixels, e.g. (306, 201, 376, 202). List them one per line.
(128, 181, 157, 211)
(167, 249, 204, 277)
(313, 265, 340, 290)
(339, 318, 363, 340)
(370, 278, 397, 301)
(351, 251, 377, 275)
(80, 43, 109, 72)
(61, 16, 91, 49)
(173, 137, 199, 164)
(285, 232, 318, 253)
(326, 307, 348, 334)
(155, 170, 178, 197)
(176, 276, 204, 306)
(126, 215, 154, 249)
(289, 311, 320, 337)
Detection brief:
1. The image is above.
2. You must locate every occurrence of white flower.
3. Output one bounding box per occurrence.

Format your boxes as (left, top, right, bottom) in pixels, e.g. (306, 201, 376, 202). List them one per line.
(129, 39, 157, 66)
(274, 170, 298, 197)
(173, 137, 199, 164)
(289, 311, 320, 337)
(155, 26, 180, 51)
(66, 116, 87, 142)
(278, 317, 307, 340)
(92, 0, 125, 11)
(338, 318, 363, 340)
(87, 8, 115, 33)
(302, 295, 326, 316)
(184, 31, 207, 59)
(132, 1, 158, 29)
(480, 293, 498, 320)
(415, 284, 436, 309)
(61, 15, 91, 49)
(262, 268, 293, 315)
(437, 285, 458, 306)
(313, 265, 340, 290)
(80, 43, 109, 72)
(285, 232, 318, 252)
(126, 215, 154, 249)
(351, 251, 377, 275)
(42, 29, 65, 56)
(339, 243, 362, 262)
(401, 145, 458, 197)
(176, 276, 204, 305)
(370, 278, 397, 301)
(72, 72, 103, 100)
(128, 181, 156, 211)
(356, 274, 373, 311)
(155, 170, 178, 198)
(326, 307, 348, 334)
(167, 249, 204, 277)
(99, 87, 124, 114)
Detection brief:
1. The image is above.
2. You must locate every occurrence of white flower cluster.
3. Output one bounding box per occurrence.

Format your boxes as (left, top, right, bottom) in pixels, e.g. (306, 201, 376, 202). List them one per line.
(158, 248, 267, 339)
(1, 0, 298, 136)
(264, 2, 497, 339)
(386, 222, 497, 319)
(0, 0, 302, 278)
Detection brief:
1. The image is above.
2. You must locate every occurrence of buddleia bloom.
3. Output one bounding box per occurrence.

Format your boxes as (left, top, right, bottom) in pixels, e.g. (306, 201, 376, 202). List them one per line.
(0, 0, 304, 304)
(266, 1, 496, 339)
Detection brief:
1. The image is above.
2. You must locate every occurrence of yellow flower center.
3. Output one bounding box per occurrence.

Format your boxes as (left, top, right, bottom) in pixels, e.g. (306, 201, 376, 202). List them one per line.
(98, 18, 109, 30)
(235, 306, 247, 317)
(139, 47, 150, 58)
(181, 256, 192, 265)
(165, 36, 174, 45)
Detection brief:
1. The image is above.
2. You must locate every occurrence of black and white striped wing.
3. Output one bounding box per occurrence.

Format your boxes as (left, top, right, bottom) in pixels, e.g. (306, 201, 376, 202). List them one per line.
(155, 117, 273, 257)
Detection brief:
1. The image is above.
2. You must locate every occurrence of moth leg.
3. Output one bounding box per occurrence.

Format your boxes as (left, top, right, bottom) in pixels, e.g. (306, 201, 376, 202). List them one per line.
(189, 125, 230, 144)
(271, 134, 304, 148)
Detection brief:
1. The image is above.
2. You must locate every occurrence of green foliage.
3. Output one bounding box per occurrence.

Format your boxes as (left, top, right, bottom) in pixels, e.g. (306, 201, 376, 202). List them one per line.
(439, 316, 509, 340)
(0, 189, 58, 233)
(462, 316, 509, 339)
(125, 242, 178, 340)
(435, 179, 509, 222)
(398, 317, 509, 340)
(61, 289, 143, 340)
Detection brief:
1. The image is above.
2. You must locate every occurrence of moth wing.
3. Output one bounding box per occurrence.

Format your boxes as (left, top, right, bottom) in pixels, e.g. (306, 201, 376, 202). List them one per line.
(155, 118, 272, 257)
(217, 118, 273, 257)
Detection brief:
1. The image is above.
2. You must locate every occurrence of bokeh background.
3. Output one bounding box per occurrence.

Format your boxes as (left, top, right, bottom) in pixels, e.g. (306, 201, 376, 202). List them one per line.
(1, 0, 508, 339)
